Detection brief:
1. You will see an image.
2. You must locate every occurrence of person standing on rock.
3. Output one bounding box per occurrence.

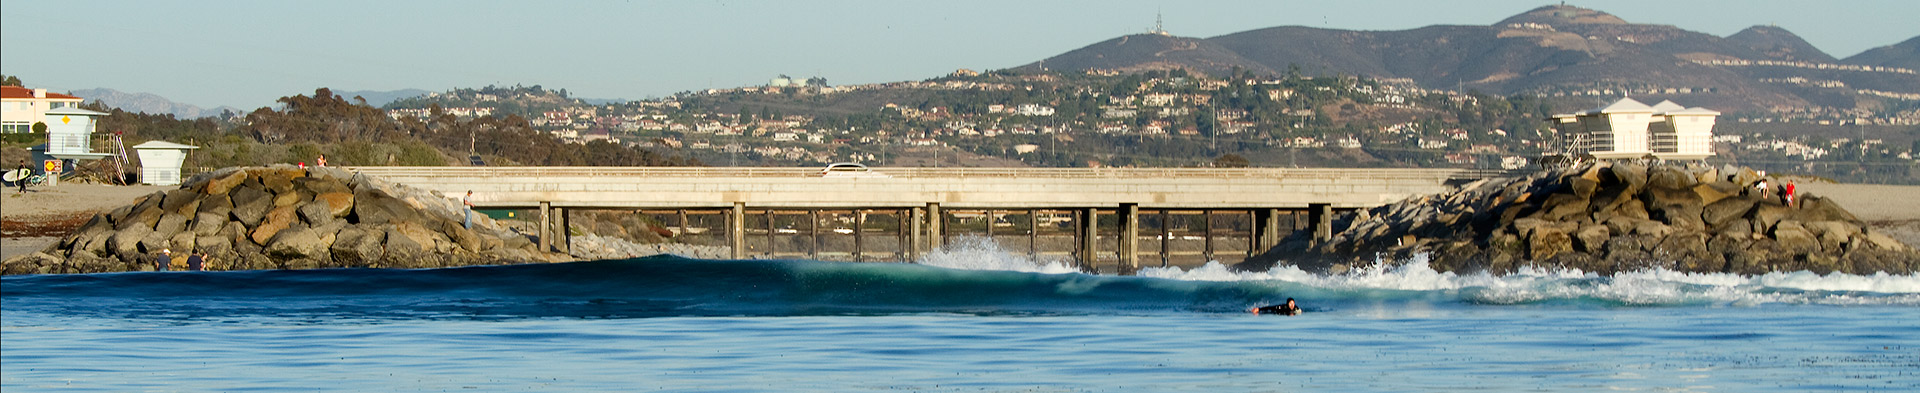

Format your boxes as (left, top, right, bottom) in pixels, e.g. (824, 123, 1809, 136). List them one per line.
(463, 191, 475, 229)
(1783, 181, 1796, 206)
(316, 154, 328, 167)
(1752, 179, 1770, 200)
(155, 249, 172, 272)
(185, 252, 205, 271)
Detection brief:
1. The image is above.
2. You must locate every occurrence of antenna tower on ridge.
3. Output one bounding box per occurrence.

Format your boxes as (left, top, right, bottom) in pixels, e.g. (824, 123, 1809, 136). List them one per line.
(1151, 9, 1169, 36)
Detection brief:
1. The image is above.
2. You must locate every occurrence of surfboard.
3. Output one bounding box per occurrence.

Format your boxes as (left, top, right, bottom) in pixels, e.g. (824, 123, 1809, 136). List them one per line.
(2, 169, 26, 183)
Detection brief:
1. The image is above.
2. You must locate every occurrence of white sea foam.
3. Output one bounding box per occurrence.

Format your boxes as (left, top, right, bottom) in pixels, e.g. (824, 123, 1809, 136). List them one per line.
(1137, 254, 1920, 306)
(915, 236, 1080, 274)
(912, 236, 1920, 306)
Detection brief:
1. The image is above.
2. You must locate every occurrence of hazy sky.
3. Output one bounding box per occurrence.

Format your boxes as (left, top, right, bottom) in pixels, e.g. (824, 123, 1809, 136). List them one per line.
(4, 0, 1914, 109)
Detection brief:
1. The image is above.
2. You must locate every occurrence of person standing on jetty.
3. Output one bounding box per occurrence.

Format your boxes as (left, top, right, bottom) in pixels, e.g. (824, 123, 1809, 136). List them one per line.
(154, 249, 172, 272)
(462, 191, 475, 229)
(185, 252, 205, 271)
(1783, 181, 1797, 206)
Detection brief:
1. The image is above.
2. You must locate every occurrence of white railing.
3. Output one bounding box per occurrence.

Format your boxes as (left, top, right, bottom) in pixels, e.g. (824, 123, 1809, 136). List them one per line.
(344, 166, 1516, 181)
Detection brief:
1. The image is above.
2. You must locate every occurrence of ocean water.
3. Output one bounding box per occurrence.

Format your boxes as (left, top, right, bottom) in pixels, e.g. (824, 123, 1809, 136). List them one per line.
(4, 239, 1918, 392)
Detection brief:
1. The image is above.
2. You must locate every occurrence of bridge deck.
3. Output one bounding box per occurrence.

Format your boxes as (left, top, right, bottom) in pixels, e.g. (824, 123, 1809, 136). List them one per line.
(348, 166, 1497, 209)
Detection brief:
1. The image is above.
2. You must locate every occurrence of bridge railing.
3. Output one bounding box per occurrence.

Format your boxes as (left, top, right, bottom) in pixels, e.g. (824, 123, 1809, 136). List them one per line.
(344, 166, 1522, 181)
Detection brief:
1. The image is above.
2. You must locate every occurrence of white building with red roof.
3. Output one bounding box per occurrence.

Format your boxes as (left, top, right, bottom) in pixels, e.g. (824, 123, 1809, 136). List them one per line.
(2, 86, 86, 134)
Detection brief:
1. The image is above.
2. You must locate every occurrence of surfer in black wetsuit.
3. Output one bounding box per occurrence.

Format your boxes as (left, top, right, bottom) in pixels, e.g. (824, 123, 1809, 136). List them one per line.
(1251, 298, 1301, 316)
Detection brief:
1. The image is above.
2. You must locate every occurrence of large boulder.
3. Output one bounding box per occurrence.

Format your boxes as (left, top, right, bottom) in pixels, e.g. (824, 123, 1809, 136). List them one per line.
(351, 189, 417, 225)
(329, 227, 386, 267)
(229, 186, 272, 227)
(1574, 224, 1611, 253)
(115, 196, 165, 231)
(250, 205, 300, 245)
(264, 227, 328, 261)
(1702, 196, 1758, 230)
(383, 225, 432, 268)
(297, 199, 337, 227)
(202, 169, 249, 195)
(1793, 196, 1860, 223)
(1527, 225, 1575, 261)
(109, 225, 153, 261)
(161, 188, 202, 216)
(1771, 221, 1819, 252)
(314, 191, 354, 218)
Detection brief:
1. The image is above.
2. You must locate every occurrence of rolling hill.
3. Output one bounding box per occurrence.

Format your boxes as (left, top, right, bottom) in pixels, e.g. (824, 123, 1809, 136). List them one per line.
(1016, 5, 1918, 113)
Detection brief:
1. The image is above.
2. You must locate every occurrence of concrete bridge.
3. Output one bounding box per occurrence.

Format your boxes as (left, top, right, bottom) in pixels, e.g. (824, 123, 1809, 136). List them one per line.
(349, 166, 1505, 273)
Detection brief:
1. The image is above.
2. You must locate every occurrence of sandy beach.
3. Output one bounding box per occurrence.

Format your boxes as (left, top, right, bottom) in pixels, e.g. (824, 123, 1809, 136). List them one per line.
(3, 179, 1917, 261)
(2, 184, 174, 259)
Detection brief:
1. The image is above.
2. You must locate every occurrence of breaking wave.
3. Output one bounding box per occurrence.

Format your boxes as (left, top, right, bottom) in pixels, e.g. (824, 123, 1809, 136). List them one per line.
(4, 239, 1914, 323)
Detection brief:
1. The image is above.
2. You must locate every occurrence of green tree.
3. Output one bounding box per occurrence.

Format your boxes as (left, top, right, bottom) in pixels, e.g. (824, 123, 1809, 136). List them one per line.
(1, 75, 21, 87)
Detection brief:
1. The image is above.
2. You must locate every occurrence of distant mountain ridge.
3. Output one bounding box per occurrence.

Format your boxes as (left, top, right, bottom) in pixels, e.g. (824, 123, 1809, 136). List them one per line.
(69, 88, 244, 119)
(1844, 36, 1920, 71)
(1018, 5, 1920, 112)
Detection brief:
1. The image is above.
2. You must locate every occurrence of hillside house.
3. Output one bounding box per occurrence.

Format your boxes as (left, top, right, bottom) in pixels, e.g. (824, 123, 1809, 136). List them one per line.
(1014, 104, 1055, 116)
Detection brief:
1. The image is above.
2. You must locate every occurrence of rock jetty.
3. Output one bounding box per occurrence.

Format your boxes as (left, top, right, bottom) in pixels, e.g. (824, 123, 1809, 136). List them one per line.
(1239, 162, 1918, 276)
(2, 166, 569, 274)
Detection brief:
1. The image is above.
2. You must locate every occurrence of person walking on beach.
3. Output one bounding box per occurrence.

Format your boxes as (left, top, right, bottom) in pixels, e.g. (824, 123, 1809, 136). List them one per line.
(185, 252, 205, 271)
(155, 249, 173, 272)
(462, 190, 475, 229)
(13, 161, 29, 194)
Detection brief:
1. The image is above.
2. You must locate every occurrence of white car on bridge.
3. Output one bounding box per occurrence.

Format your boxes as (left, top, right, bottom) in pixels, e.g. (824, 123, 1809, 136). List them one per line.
(819, 162, 889, 178)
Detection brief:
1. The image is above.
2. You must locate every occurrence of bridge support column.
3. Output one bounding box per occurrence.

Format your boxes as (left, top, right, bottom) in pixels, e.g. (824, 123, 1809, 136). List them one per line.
(1255, 208, 1282, 255)
(1310, 203, 1333, 245)
(538, 202, 551, 253)
(731, 202, 746, 259)
(809, 209, 821, 260)
(1079, 208, 1098, 270)
(1027, 209, 1039, 261)
(1159, 209, 1170, 268)
(765, 209, 776, 258)
(853, 210, 865, 262)
(1203, 209, 1215, 263)
(926, 203, 942, 252)
(1118, 203, 1139, 274)
(557, 207, 570, 255)
(908, 207, 924, 262)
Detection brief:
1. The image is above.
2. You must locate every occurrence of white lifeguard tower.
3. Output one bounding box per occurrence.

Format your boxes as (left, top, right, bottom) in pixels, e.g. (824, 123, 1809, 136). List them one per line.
(27, 107, 114, 185)
(131, 140, 199, 186)
(1553, 98, 1717, 161)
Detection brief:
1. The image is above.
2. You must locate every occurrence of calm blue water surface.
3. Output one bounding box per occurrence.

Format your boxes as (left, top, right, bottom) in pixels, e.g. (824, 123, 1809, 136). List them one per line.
(4, 256, 1917, 392)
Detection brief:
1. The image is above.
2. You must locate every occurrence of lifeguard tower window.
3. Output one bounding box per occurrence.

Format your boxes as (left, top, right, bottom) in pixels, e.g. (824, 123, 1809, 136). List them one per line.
(469, 155, 486, 166)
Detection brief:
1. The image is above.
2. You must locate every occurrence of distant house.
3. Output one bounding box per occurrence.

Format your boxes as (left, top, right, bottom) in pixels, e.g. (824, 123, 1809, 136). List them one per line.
(1014, 104, 1054, 116)
(2, 86, 85, 134)
(1141, 93, 1176, 106)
